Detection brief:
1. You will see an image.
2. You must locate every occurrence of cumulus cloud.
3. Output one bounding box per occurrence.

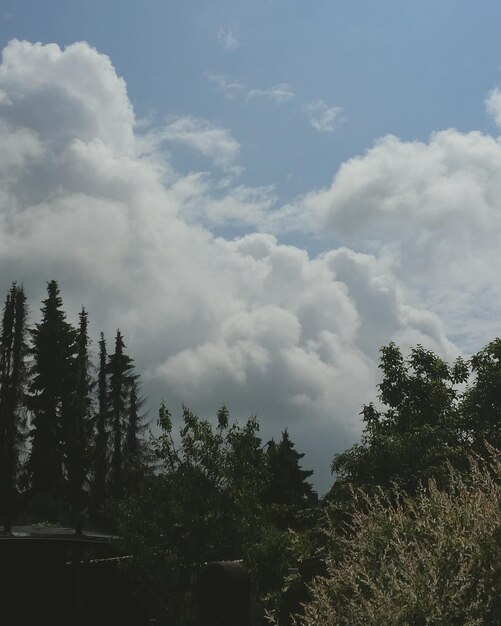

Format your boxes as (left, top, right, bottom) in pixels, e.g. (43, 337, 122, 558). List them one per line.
(286, 128, 501, 352)
(0, 39, 459, 492)
(303, 99, 344, 133)
(206, 72, 295, 103)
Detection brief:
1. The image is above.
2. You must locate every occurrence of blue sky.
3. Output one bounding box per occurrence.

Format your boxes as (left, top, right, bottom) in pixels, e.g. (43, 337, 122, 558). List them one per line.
(4, 1, 501, 206)
(2, 3, 501, 490)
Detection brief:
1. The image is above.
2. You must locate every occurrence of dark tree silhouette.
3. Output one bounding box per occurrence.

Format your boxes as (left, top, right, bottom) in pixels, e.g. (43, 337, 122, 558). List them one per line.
(91, 332, 109, 518)
(65, 307, 93, 528)
(462, 338, 501, 456)
(264, 429, 314, 509)
(0, 284, 28, 531)
(330, 343, 469, 498)
(124, 380, 147, 462)
(108, 330, 137, 497)
(26, 281, 77, 520)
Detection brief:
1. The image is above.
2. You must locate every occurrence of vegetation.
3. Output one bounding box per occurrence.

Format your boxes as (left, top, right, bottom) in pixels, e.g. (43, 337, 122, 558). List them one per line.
(1, 279, 501, 624)
(0, 281, 148, 527)
(287, 452, 501, 625)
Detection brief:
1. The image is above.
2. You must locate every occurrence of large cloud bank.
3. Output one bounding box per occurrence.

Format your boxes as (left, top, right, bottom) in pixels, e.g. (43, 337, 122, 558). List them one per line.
(290, 128, 501, 352)
(0, 40, 470, 491)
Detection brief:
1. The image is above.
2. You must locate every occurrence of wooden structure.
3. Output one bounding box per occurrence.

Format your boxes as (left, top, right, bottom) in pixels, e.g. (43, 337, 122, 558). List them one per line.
(0, 525, 144, 626)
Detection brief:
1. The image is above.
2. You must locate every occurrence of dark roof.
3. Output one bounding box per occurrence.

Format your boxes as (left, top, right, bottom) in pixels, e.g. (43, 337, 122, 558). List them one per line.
(0, 525, 117, 544)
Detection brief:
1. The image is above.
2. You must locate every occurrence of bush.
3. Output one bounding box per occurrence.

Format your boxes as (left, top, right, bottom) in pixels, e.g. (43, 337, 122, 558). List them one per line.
(287, 452, 501, 625)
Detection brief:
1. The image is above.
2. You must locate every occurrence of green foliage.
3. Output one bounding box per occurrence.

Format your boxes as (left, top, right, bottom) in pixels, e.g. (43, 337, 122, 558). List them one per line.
(115, 403, 322, 624)
(462, 338, 501, 455)
(116, 404, 269, 623)
(265, 430, 315, 508)
(332, 343, 469, 496)
(289, 451, 501, 626)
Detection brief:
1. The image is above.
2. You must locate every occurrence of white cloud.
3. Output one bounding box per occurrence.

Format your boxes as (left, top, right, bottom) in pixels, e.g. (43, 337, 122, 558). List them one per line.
(287, 128, 501, 352)
(206, 72, 295, 103)
(303, 99, 344, 133)
(247, 83, 295, 103)
(485, 87, 501, 127)
(217, 25, 239, 51)
(0, 39, 460, 492)
(158, 115, 240, 172)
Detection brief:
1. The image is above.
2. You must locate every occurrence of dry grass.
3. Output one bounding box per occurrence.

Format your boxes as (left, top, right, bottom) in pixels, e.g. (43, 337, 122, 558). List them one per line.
(290, 453, 501, 625)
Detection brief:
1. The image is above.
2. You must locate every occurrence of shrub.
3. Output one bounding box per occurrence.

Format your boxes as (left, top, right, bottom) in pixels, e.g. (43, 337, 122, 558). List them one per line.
(287, 452, 501, 625)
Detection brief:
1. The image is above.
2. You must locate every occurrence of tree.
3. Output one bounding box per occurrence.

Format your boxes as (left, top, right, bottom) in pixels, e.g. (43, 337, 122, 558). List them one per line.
(108, 330, 137, 497)
(264, 430, 314, 509)
(331, 343, 469, 497)
(26, 280, 77, 520)
(116, 404, 270, 624)
(123, 379, 149, 492)
(91, 332, 109, 518)
(0, 284, 28, 531)
(65, 307, 93, 527)
(461, 338, 501, 456)
(290, 452, 501, 626)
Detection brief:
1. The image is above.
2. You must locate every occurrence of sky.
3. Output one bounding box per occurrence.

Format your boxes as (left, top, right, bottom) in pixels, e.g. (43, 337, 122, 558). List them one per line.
(2, 2, 501, 492)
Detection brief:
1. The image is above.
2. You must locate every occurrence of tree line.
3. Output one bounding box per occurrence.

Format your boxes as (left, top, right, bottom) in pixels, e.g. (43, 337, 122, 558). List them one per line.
(2, 279, 501, 623)
(0, 280, 148, 530)
(0, 280, 315, 534)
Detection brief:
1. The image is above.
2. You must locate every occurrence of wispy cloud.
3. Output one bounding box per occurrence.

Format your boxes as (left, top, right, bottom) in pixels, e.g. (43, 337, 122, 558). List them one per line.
(159, 115, 241, 172)
(206, 72, 295, 103)
(205, 73, 245, 101)
(247, 84, 295, 103)
(485, 88, 501, 127)
(303, 99, 344, 133)
(216, 25, 239, 51)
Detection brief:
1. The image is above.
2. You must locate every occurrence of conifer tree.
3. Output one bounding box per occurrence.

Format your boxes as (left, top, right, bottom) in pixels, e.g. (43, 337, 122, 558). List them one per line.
(125, 381, 145, 461)
(26, 280, 77, 520)
(65, 307, 93, 527)
(264, 429, 314, 508)
(0, 284, 27, 531)
(91, 332, 109, 517)
(108, 330, 136, 497)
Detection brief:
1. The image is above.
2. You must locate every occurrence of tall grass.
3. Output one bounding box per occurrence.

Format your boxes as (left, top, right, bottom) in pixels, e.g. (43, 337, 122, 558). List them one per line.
(291, 452, 501, 625)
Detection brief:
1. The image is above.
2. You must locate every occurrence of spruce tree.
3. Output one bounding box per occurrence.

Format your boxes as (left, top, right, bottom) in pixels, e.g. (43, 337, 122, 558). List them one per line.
(26, 280, 77, 520)
(108, 330, 136, 497)
(264, 429, 314, 508)
(65, 307, 93, 528)
(0, 284, 27, 531)
(125, 381, 141, 460)
(91, 332, 109, 518)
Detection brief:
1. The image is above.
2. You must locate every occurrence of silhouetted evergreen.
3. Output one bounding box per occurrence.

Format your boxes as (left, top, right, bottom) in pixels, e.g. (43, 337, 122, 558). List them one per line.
(26, 281, 77, 520)
(0, 284, 28, 531)
(108, 330, 137, 497)
(124, 381, 148, 462)
(264, 430, 314, 507)
(65, 307, 93, 527)
(91, 332, 109, 518)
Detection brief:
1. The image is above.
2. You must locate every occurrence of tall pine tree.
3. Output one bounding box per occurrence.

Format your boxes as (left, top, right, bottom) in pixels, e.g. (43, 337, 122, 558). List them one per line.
(26, 281, 77, 521)
(65, 307, 93, 528)
(91, 332, 109, 518)
(0, 284, 28, 531)
(108, 330, 137, 497)
(264, 429, 314, 508)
